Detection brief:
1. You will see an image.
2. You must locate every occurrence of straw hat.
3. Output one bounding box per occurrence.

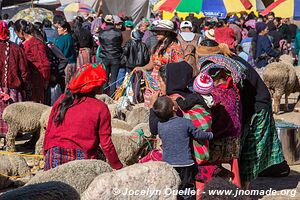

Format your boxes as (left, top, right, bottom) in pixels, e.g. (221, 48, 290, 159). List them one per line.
(204, 29, 215, 40)
(151, 20, 175, 33)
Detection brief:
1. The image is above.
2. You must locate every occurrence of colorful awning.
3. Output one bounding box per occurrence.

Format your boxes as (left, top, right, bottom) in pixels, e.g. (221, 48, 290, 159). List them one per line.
(260, 0, 300, 19)
(154, 0, 257, 18)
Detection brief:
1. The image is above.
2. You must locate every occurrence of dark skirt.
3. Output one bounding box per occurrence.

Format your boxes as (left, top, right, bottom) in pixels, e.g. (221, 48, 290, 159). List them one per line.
(239, 104, 285, 182)
(44, 146, 85, 171)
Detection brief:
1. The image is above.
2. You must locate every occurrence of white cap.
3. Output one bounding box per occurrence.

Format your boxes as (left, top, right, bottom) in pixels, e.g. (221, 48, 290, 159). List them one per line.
(180, 21, 193, 29)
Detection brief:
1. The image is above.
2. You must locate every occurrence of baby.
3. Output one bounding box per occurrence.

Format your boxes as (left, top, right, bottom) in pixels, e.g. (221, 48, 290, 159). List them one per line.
(176, 73, 214, 112)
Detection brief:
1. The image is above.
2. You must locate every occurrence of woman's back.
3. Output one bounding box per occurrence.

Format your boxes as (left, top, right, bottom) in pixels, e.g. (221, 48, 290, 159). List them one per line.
(44, 96, 110, 158)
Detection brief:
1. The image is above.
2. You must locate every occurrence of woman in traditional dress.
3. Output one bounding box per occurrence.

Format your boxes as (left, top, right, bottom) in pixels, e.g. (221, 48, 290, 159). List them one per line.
(0, 20, 30, 149)
(43, 63, 123, 171)
(136, 20, 184, 107)
(196, 39, 288, 189)
(14, 19, 51, 103)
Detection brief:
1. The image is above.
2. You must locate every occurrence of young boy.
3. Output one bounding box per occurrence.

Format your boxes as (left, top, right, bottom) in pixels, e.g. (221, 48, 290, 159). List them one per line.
(153, 96, 213, 199)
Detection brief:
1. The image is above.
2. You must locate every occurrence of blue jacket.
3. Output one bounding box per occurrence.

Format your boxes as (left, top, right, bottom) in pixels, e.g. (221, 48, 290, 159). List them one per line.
(158, 116, 213, 167)
(255, 35, 279, 68)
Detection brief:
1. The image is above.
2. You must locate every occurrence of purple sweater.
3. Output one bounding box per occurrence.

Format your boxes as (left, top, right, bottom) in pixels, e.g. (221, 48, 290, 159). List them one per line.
(211, 87, 242, 139)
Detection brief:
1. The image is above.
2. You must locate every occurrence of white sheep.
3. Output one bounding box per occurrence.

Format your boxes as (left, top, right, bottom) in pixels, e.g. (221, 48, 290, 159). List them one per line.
(0, 181, 80, 200)
(263, 55, 300, 114)
(81, 161, 181, 200)
(26, 159, 112, 194)
(2, 102, 50, 152)
(0, 154, 31, 189)
(35, 107, 52, 155)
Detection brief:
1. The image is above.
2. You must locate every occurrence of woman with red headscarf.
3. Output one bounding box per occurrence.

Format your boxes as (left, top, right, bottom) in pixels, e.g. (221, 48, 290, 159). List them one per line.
(43, 63, 123, 171)
(0, 20, 29, 142)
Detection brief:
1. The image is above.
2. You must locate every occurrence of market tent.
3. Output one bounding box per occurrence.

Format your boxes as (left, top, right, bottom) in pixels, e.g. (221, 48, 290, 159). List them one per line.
(59, 0, 150, 22)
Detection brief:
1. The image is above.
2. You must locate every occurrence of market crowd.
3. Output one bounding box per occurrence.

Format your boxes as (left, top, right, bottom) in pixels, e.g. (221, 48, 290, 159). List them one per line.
(0, 10, 299, 200)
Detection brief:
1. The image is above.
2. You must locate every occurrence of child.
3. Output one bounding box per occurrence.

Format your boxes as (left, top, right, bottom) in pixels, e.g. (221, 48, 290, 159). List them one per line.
(153, 96, 213, 199)
(176, 73, 214, 111)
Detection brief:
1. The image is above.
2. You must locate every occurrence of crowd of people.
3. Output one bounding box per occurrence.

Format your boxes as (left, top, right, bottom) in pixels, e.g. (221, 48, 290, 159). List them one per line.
(0, 9, 299, 200)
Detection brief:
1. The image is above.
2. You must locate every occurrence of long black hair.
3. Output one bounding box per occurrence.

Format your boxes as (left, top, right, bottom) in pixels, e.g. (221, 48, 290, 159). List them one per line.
(251, 33, 259, 60)
(52, 89, 76, 126)
(14, 19, 45, 42)
(152, 31, 178, 56)
(52, 88, 97, 126)
(56, 20, 72, 33)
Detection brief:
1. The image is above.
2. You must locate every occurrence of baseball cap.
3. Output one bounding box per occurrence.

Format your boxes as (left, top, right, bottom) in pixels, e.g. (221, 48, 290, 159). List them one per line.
(180, 21, 193, 29)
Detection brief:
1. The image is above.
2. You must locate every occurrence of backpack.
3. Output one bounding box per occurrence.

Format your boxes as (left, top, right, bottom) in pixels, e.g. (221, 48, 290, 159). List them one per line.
(178, 33, 201, 77)
(46, 42, 68, 85)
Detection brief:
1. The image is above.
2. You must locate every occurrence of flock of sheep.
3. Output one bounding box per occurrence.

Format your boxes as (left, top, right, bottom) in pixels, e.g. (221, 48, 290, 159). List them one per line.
(0, 55, 299, 199)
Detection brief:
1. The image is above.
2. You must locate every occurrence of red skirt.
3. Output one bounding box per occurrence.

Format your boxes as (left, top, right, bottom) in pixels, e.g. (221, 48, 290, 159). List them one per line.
(0, 88, 24, 137)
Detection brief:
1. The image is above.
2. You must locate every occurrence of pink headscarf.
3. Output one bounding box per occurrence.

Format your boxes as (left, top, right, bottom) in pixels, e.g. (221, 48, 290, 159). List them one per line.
(0, 20, 10, 41)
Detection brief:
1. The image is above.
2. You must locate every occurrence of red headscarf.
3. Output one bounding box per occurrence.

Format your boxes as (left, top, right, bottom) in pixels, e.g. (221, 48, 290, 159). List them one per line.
(0, 20, 9, 41)
(68, 63, 107, 94)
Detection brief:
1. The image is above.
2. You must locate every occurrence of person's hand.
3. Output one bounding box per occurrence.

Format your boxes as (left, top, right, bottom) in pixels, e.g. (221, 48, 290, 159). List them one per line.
(135, 67, 144, 72)
(149, 91, 160, 108)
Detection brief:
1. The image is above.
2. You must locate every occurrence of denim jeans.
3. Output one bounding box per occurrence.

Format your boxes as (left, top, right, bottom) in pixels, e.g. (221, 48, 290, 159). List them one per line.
(116, 67, 126, 87)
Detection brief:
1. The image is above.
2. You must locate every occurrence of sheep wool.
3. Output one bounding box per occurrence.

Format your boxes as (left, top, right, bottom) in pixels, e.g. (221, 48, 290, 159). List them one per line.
(35, 107, 52, 155)
(95, 94, 115, 104)
(0, 181, 80, 200)
(0, 154, 31, 189)
(126, 106, 150, 127)
(263, 55, 299, 114)
(3, 102, 50, 152)
(111, 119, 133, 132)
(111, 128, 141, 165)
(81, 161, 181, 200)
(26, 160, 112, 194)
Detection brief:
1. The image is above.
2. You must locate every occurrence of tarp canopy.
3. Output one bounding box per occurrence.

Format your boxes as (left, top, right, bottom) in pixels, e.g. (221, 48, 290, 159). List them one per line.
(59, 0, 150, 22)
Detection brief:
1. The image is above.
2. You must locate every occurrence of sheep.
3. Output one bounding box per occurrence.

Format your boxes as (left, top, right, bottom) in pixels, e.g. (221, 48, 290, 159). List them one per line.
(81, 161, 181, 200)
(26, 159, 112, 194)
(0, 154, 31, 189)
(95, 94, 115, 104)
(111, 126, 154, 165)
(111, 119, 133, 132)
(263, 55, 300, 114)
(3, 102, 50, 152)
(126, 106, 150, 127)
(0, 181, 80, 200)
(35, 107, 52, 155)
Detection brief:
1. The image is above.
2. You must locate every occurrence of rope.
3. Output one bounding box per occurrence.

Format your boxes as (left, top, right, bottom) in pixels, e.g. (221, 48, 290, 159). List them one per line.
(113, 68, 160, 101)
(0, 172, 32, 180)
(0, 151, 43, 159)
(134, 128, 153, 150)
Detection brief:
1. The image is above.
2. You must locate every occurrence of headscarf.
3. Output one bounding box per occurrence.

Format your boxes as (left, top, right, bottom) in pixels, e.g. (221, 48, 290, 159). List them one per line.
(0, 20, 10, 41)
(165, 61, 193, 97)
(68, 63, 107, 94)
(255, 22, 267, 34)
(198, 54, 246, 84)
